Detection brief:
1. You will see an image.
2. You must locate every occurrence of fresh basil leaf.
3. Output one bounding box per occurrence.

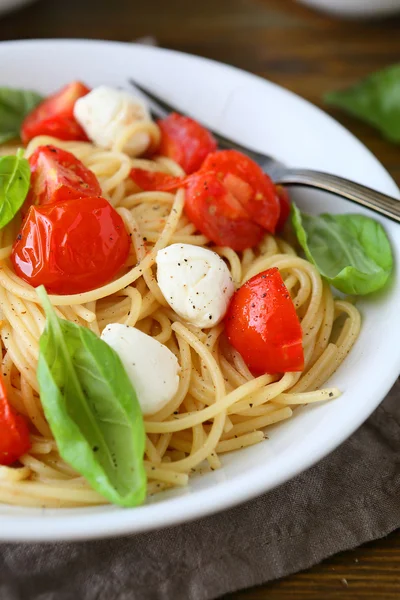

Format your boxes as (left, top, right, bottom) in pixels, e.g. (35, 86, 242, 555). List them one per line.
(0, 149, 30, 229)
(325, 64, 400, 143)
(0, 87, 43, 144)
(291, 204, 393, 295)
(36, 286, 146, 507)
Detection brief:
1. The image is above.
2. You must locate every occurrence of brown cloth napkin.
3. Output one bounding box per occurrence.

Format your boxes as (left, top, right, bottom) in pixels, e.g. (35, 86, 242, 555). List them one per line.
(0, 379, 399, 600)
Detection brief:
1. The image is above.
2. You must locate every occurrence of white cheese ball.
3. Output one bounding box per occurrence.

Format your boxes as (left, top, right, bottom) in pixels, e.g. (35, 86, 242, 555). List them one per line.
(156, 243, 235, 329)
(101, 323, 180, 416)
(74, 85, 152, 156)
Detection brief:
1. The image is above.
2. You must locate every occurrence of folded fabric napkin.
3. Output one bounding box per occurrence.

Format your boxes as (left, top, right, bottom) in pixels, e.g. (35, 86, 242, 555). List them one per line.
(0, 378, 399, 600)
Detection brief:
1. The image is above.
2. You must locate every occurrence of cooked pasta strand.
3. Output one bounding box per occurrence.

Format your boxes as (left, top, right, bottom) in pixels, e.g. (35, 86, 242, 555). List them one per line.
(0, 135, 361, 508)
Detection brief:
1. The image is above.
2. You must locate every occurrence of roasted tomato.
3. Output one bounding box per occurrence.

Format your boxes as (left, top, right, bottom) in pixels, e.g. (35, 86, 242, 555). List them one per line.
(201, 150, 280, 233)
(28, 145, 102, 207)
(11, 197, 130, 295)
(224, 268, 304, 374)
(275, 185, 291, 232)
(184, 171, 264, 251)
(0, 373, 31, 466)
(158, 112, 217, 174)
(129, 167, 183, 192)
(21, 81, 90, 144)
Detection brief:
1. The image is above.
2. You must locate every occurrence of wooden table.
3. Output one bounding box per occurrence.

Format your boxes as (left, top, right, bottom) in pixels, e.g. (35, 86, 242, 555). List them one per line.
(1, 0, 399, 597)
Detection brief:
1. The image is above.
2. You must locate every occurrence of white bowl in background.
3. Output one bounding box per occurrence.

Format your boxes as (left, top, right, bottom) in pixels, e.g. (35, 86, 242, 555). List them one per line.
(0, 39, 399, 542)
(0, 0, 36, 16)
(298, 0, 400, 19)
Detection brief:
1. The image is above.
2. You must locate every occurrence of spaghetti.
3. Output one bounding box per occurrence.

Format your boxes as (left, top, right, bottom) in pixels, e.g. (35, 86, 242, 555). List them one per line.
(0, 128, 361, 508)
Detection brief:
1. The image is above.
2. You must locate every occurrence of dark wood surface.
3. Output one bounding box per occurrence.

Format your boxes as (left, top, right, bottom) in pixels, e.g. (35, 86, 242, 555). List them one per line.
(1, 0, 399, 597)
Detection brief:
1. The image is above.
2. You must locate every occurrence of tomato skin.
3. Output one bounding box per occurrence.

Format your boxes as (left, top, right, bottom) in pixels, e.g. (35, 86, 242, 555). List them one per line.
(184, 172, 264, 250)
(158, 113, 217, 174)
(275, 185, 291, 231)
(201, 150, 280, 233)
(11, 197, 130, 295)
(129, 167, 183, 192)
(28, 145, 102, 207)
(21, 81, 90, 144)
(0, 374, 31, 466)
(224, 268, 304, 374)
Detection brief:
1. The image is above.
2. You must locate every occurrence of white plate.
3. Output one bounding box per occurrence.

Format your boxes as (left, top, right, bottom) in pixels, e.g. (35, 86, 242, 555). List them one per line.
(0, 39, 399, 543)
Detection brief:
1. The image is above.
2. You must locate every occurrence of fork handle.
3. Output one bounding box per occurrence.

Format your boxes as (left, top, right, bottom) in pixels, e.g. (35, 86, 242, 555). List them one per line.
(276, 168, 400, 224)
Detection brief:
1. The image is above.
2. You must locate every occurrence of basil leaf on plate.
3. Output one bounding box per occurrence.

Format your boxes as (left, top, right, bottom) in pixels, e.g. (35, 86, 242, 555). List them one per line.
(36, 286, 146, 507)
(0, 149, 30, 229)
(291, 204, 393, 295)
(0, 87, 43, 144)
(325, 64, 400, 143)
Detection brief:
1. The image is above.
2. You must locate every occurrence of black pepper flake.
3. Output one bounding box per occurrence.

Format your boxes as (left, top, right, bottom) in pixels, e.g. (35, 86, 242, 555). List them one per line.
(329, 392, 334, 397)
(16, 234, 22, 241)
(93, 446, 99, 452)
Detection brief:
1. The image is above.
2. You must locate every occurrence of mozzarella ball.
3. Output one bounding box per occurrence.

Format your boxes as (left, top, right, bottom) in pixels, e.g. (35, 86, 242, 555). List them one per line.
(74, 85, 152, 156)
(156, 243, 234, 329)
(101, 323, 180, 416)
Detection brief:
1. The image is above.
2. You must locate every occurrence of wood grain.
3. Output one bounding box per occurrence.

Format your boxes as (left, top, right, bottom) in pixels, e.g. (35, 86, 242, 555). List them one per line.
(0, 0, 399, 597)
(226, 531, 400, 599)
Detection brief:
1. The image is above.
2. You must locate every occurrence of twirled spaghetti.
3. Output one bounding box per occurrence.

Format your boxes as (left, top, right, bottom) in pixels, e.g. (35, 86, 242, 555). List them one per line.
(0, 126, 361, 508)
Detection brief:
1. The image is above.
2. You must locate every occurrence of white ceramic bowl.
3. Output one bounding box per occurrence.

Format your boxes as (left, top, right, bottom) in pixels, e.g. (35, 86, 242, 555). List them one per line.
(298, 0, 400, 19)
(1, 39, 399, 542)
(0, 0, 36, 16)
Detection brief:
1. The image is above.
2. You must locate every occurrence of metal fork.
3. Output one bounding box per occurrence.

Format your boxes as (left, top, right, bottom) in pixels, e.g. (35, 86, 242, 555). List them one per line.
(129, 79, 400, 224)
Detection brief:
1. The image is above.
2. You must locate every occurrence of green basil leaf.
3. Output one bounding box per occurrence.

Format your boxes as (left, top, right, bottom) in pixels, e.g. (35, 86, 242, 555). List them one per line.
(36, 286, 146, 507)
(291, 204, 393, 295)
(325, 64, 400, 143)
(0, 87, 43, 144)
(0, 149, 30, 229)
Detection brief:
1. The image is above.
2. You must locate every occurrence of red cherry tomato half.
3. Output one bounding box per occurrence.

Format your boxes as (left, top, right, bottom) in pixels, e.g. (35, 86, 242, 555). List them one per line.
(11, 197, 130, 295)
(201, 150, 280, 233)
(184, 171, 264, 251)
(224, 268, 304, 374)
(158, 112, 217, 174)
(130, 167, 183, 192)
(275, 185, 291, 231)
(28, 145, 102, 207)
(21, 81, 90, 144)
(0, 373, 31, 466)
